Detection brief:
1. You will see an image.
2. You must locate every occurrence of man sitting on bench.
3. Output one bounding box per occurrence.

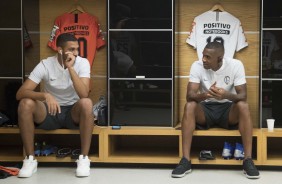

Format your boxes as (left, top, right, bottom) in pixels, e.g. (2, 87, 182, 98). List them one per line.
(16, 33, 94, 178)
(171, 41, 260, 179)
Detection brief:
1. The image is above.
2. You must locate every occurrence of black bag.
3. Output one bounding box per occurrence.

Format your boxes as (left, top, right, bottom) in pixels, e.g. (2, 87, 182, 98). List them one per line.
(97, 105, 108, 126)
(93, 96, 108, 126)
(0, 111, 10, 126)
(5, 82, 21, 126)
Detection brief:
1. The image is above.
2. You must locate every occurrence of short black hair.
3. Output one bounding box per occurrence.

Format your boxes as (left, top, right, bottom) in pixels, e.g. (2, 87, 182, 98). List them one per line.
(204, 41, 225, 54)
(56, 33, 77, 48)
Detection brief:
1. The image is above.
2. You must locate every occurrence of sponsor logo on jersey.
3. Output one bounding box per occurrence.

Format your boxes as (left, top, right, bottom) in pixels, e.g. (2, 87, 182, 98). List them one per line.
(203, 23, 231, 29)
(63, 25, 89, 31)
(204, 29, 230, 34)
(203, 23, 231, 35)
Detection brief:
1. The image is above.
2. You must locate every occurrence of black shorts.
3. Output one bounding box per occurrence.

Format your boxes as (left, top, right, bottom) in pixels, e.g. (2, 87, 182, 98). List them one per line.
(197, 101, 238, 130)
(36, 103, 78, 130)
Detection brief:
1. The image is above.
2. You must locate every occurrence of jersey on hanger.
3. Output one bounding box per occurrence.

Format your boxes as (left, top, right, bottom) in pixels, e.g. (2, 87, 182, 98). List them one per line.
(187, 10, 248, 60)
(262, 31, 279, 70)
(48, 13, 105, 67)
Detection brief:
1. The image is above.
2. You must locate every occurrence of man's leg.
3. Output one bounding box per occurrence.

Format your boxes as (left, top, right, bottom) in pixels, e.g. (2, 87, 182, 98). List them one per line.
(229, 101, 260, 179)
(172, 101, 205, 178)
(71, 98, 94, 156)
(18, 98, 47, 156)
(71, 98, 93, 177)
(182, 101, 206, 160)
(229, 101, 252, 158)
(17, 98, 46, 178)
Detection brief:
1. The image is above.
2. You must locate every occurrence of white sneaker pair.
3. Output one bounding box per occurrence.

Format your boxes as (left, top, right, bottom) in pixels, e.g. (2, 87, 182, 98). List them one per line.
(18, 155, 91, 178)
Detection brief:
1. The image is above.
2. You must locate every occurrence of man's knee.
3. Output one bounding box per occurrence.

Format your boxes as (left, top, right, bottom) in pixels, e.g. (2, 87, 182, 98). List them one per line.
(184, 101, 197, 112)
(77, 98, 93, 112)
(235, 101, 250, 114)
(18, 98, 36, 113)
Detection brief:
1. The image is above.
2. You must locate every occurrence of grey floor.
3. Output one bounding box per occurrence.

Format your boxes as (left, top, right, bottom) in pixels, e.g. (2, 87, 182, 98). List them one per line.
(3, 166, 282, 184)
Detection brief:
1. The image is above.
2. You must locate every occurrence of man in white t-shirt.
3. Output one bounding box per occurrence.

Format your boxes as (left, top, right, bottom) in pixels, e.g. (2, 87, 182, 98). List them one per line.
(16, 33, 93, 178)
(187, 10, 248, 60)
(171, 42, 260, 179)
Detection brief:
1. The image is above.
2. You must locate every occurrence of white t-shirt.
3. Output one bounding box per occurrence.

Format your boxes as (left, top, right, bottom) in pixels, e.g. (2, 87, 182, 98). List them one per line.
(187, 10, 248, 60)
(189, 57, 246, 103)
(29, 55, 90, 106)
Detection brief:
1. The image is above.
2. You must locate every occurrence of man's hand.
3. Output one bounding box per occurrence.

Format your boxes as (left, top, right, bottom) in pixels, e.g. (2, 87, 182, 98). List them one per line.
(207, 82, 225, 100)
(44, 93, 61, 116)
(63, 51, 76, 68)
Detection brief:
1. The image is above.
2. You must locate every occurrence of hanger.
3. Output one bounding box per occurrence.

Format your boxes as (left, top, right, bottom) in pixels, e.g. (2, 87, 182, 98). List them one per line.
(211, 3, 225, 12)
(68, 3, 85, 14)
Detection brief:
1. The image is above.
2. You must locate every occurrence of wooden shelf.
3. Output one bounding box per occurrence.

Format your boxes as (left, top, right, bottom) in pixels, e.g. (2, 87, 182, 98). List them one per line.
(190, 150, 259, 165)
(36, 153, 100, 162)
(0, 127, 266, 166)
(0, 126, 103, 134)
(107, 148, 180, 164)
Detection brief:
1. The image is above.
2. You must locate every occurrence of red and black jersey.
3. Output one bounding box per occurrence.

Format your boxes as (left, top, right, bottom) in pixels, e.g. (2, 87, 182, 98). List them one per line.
(48, 13, 105, 67)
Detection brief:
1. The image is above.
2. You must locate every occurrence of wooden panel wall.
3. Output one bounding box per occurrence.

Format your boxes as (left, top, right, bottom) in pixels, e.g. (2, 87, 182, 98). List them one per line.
(175, 0, 260, 127)
(23, 0, 260, 127)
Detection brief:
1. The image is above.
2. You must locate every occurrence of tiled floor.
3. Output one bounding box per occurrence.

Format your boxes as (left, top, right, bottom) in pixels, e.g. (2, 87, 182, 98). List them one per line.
(3, 166, 282, 184)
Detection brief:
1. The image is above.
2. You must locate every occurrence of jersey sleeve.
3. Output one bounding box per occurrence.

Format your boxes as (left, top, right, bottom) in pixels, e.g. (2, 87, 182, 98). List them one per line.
(47, 16, 61, 51)
(186, 19, 197, 49)
(273, 35, 280, 51)
(189, 61, 201, 83)
(96, 23, 106, 49)
(236, 21, 248, 52)
(28, 61, 47, 84)
(234, 61, 246, 86)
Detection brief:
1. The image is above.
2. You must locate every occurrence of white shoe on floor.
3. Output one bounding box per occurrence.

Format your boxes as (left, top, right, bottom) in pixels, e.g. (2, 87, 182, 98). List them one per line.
(76, 155, 91, 177)
(18, 155, 38, 178)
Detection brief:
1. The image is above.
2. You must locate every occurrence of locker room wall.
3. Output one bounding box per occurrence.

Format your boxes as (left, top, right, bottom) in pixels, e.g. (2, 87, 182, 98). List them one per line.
(24, 0, 260, 127)
(175, 0, 260, 127)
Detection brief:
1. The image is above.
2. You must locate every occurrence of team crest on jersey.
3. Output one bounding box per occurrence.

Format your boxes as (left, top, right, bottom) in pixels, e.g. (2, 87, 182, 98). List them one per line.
(224, 76, 230, 85)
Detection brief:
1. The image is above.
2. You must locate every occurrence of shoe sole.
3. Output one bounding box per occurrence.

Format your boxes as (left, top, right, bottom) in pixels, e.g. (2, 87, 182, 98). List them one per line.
(222, 156, 233, 159)
(171, 169, 192, 178)
(243, 170, 260, 179)
(199, 157, 215, 160)
(18, 168, 37, 178)
(76, 172, 90, 177)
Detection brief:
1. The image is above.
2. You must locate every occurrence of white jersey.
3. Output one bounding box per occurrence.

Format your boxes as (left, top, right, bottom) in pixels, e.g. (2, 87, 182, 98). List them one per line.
(189, 57, 246, 103)
(29, 55, 90, 106)
(187, 10, 248, 60)
(262, 31, 279, 70)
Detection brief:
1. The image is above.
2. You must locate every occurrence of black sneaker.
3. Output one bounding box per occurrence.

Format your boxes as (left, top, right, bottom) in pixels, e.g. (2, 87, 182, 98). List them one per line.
(243, 158, 260, 179)
(171, 157, 192, 178)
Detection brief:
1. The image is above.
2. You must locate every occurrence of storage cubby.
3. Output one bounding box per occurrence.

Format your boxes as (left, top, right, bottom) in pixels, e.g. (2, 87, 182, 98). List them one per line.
(262, 128, 282, 166)
(33, 134, 100, 163)
(190, 129, 261, 165)
(0, 131, 23, 162)
(104, 127, 181, 164)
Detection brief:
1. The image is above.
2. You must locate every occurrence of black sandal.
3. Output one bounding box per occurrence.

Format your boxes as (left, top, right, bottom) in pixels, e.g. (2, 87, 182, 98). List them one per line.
(71, 149, 81, 159)
(56, 147, 72, 158)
